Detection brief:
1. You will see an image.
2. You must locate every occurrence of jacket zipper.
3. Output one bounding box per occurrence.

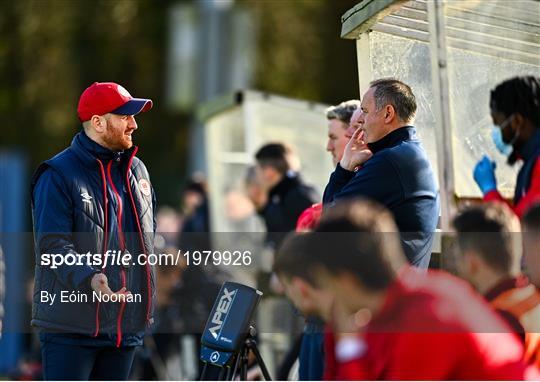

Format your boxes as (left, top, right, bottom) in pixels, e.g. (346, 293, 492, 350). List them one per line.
(106, 160, 128, 348)
(125, 147, 152, 324)
(94, 159, 109, 337)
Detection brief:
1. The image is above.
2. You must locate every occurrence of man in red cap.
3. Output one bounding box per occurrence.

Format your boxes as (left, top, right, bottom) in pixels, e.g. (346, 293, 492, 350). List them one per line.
(31, 82, 156, 380)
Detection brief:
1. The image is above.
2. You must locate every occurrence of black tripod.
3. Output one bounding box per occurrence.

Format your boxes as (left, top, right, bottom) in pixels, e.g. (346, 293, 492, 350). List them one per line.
(201, 326, 272, 381)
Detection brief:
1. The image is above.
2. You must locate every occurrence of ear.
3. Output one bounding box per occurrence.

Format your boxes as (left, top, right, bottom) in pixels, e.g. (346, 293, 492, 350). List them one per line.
(512, 113, 523, 126)
(511, 112, 530, 135)
(464, 250, 482, 276)
(292, 277, 312, 299)
(455, 250, 470, 277)
(91, 115, 107, 133)
(384, 105, 396, 124)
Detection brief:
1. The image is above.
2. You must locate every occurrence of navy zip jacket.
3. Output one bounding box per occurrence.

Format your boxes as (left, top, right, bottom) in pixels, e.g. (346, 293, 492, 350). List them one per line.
(323, 126, 439, 268)
(31, 131, 157, 347)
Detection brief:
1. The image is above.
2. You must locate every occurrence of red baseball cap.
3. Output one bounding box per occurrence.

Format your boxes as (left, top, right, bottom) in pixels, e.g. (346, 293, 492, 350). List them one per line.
(77, 82, 153, 122)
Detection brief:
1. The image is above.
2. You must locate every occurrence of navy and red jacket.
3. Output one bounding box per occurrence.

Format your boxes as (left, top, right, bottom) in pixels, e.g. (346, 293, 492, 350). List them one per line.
(323, 127, 439, 268)
(484, 130, 540, 218)
(31, 131, 157, 347)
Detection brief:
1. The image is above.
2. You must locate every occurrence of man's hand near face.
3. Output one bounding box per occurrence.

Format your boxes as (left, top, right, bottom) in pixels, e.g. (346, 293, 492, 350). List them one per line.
(246, 183, 268, 211)
(254, 165, 272, 192)
(340, 129, 373, 171)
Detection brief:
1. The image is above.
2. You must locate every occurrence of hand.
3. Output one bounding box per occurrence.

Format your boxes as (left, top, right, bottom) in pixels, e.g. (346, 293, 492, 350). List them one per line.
(340, 128, 373, 171)
(473, 155, 497, 195)
(246, 184, 268, 210)
(90, 273, 131, 299)
(254, 165, 271, 193)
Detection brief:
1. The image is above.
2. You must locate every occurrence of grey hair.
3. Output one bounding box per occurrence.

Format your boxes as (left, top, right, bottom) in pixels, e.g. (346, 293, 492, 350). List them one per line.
(325, 99, 361, 124)
(369, 78, 417, 123)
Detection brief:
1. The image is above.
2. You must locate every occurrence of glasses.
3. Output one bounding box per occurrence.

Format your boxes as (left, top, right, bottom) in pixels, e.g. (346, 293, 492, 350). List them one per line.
(496, 114, 513, 130)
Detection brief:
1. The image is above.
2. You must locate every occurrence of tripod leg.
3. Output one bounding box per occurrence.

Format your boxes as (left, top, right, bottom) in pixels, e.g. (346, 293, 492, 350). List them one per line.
(200, 363, 208, 381)
(217, 367, 227, 381)
(231, 352, 242, 381)
(248, 342, 272, 381)
(241, 347, 249, 381)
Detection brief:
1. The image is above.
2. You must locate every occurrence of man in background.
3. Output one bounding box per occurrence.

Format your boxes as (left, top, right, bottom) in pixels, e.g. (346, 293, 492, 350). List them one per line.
(325, 100, 361, 167)
(284, 199, 532, 380)
(285, 99, 360, 380)
(295, 99, 360, 233)
(453, 203, 540, 367)
(523, 203, 540, 289)
(323, 78, 439, 268)
(473, 76, 540, 218)
(252, 142, 318, 250)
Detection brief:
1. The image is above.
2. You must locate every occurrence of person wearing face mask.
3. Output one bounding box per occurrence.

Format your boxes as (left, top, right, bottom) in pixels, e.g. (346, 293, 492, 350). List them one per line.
(473, 76, 540, 218)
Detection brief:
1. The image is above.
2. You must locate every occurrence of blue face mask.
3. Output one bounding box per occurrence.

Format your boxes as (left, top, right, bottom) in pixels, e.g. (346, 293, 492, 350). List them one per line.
(491, 114, 516, 156)
(491, 125, 513, 156)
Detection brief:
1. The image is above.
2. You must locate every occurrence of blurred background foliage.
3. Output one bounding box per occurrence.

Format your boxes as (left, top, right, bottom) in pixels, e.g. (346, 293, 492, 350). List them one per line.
(0, 0, 359, 207)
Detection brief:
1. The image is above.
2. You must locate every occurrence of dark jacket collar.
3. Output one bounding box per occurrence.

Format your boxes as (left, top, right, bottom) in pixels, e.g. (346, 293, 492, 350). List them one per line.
(520, 129, 540, 161)
(367, 126, 417, 154)
(269, 171, 301, 198)
(484, 275, 530, 302)
(71, 130, 135, 166)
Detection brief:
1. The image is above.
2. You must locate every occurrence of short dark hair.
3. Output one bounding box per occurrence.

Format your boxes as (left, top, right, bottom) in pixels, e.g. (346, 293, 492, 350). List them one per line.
(255, 143, 292, 175)
(452, 203, 521, 273)
(183, 176, 207, 196)
(274, 232, 320, 287)
(312, 199, 405, 291)
(523, 203, 540, 231)
(325, 100, 361, 124)
(490, 76, 540, 126)
(369, 78, 417, 122)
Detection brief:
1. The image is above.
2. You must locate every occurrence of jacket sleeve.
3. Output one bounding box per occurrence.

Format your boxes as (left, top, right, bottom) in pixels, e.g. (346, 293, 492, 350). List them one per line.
(483, 189, 508, 204)
(322, 164, 355, 204)
(483, 158, 540, 218)
(33, 168, 100, 290)
(152, 186, 157, 233)
(0, 246, 4, 326)
(514, 158, 540, 218)
(323, 157, 402, 208)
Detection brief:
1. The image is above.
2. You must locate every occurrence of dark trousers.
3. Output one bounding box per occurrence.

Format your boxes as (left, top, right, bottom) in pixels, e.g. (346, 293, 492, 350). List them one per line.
(40, 339, 136, 380)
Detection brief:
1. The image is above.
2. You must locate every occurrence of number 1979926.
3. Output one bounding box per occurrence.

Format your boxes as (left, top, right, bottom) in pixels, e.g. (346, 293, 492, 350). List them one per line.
(183, 250, 252, 267)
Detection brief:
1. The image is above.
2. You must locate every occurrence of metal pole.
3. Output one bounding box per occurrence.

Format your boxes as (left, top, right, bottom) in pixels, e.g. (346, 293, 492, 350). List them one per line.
(427, 0, 456, 231)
